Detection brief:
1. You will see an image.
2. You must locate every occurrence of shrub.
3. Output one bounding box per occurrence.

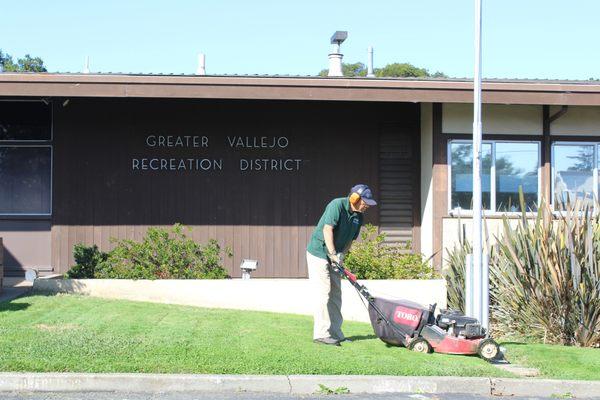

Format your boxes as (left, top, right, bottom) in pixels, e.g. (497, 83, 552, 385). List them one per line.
(444, 238, 471, 313)
(345, 224, 436, 280)
(66, 244, 107, 279)
(94, 224, 231, 280)
(492, 198, 600, 347)
(444, 195, 600, 347)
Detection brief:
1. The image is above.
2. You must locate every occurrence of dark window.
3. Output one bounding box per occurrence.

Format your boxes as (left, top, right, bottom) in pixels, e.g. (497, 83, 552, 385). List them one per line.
(0, 146, 51, 214)
(0, 101, 51, 141)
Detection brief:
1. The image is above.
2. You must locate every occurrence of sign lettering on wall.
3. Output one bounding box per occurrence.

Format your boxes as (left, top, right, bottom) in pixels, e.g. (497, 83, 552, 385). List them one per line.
(131, 135, 303, 172)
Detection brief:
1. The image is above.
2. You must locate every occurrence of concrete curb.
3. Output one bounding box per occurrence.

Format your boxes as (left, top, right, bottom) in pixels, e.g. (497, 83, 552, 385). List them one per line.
(492, 378, 600, 398)
(0, 373, 599, 397)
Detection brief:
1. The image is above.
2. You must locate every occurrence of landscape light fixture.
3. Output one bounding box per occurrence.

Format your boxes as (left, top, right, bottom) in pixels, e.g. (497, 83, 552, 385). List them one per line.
(25, 269, 38, 282)
(240, 259, 258, 279)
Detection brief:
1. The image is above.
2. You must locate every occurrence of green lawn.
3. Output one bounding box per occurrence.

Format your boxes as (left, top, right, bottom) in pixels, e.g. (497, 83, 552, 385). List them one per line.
(502, 342, 600, 381)
(0, 294, 596, 380)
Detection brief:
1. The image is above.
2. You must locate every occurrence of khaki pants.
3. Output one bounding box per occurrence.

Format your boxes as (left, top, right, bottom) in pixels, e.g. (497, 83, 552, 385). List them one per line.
(306, 251, 344, 340)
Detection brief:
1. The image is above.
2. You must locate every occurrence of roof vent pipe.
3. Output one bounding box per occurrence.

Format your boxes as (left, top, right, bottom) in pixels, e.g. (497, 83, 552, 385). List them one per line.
(328, 31, 347, 77)
(83, 56, 90, 74)
(367, 46, 375, 78)
(196, 53, 206, 75)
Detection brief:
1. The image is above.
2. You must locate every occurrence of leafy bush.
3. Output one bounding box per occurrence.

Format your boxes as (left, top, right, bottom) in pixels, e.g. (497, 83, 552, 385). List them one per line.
(66, 244, 107, 279)
(89, 224, 231, 280)
(444, 196, 600, 347)
(345, 224, 436, 280)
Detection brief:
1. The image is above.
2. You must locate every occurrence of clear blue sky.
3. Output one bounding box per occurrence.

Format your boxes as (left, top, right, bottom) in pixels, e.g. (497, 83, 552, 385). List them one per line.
(2, 0, 599, 79)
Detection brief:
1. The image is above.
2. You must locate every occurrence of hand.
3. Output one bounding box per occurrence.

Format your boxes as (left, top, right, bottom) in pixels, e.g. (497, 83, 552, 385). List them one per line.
(328, 253, 341, 264)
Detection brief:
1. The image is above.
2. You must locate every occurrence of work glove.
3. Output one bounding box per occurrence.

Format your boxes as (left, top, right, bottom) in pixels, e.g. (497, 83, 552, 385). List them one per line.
(328, 253, 341, 265)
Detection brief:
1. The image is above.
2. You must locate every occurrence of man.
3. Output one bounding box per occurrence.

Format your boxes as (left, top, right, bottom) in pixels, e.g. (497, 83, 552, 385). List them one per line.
(306, 184, 377, 346)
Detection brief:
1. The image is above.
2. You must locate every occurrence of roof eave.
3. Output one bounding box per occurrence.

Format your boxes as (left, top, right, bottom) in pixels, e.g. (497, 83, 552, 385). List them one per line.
(1, 73, 600, 106)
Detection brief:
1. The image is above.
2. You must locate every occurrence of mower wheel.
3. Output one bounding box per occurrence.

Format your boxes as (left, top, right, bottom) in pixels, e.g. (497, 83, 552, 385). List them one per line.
(408, 338, 431, 354)
(478, 338, 500, 361)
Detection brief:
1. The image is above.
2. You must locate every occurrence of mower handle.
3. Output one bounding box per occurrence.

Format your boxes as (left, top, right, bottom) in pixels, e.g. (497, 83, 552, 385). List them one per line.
(331, 261, 358, 283)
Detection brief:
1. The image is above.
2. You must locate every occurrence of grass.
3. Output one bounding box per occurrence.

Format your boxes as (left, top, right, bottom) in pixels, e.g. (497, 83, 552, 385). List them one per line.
(503, 342, 600, 381)
(0, 295, 597, 380)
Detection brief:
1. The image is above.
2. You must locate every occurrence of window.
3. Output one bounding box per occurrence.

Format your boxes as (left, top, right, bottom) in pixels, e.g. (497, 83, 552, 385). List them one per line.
(0, 101, 51, 141)
(449, 140, 540, 213)
(450, 142, 492, 210)
(0, 101, 52, 215)
(552, 143, 595, 208)
(0, 146, 52, 214)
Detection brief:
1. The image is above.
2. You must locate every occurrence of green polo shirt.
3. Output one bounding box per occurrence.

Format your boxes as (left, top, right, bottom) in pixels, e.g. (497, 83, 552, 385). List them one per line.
(307, 197, 363, 260)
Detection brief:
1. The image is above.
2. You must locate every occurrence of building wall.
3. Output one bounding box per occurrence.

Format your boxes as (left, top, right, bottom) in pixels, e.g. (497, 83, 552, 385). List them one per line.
(0, 221, 51, 275)
(428, 104, 600, 269)
(442, 103, 542, 135)
(550, 106, 600, 135)
(48, 99, 419, 277)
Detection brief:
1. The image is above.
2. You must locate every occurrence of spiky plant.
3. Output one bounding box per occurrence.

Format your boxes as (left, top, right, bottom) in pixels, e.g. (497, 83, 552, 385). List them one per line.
(491, 194, 600, 346)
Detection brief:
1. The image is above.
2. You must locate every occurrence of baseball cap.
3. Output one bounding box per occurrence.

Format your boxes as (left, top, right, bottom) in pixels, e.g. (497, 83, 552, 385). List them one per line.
(350, 184, 377, 206)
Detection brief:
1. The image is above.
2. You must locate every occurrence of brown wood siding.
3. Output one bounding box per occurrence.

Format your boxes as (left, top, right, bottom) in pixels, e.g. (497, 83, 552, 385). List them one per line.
(50, 99, 418, 277)
(378, 108, 421, 250)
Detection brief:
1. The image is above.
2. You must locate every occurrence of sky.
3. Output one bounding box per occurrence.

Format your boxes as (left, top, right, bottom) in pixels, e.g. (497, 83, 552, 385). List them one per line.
(2, 0, 600, 79)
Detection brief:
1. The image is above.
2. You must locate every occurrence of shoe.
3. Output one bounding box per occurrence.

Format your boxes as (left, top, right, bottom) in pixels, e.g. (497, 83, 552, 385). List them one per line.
(338, 337, 352, 343)
(313, 337, 341, 346)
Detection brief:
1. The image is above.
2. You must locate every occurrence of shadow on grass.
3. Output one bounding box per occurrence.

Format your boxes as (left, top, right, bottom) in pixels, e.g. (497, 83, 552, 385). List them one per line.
(0, 302, 30, 312)
(347, 334, 378, 342)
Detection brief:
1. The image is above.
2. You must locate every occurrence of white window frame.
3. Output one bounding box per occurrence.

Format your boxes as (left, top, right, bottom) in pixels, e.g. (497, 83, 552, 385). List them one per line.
(0, 144, 53, 216)
(447, 139, 542, 216)
(551, 141, 598, 209)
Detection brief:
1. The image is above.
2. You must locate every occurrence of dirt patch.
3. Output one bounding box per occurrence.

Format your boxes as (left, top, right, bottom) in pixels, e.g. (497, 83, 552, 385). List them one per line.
(35, 323, 80, 332)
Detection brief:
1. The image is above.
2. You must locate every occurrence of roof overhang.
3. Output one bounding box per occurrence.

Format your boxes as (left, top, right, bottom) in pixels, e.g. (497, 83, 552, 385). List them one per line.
(2, 73, 600, 105)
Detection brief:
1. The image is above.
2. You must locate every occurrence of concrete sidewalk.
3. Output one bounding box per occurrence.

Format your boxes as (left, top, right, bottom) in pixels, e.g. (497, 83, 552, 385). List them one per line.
(0, 373, 598, 398)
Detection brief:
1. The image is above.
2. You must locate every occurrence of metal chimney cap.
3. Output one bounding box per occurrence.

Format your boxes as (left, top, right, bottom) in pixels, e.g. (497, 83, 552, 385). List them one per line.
(330, 31, 348, 44)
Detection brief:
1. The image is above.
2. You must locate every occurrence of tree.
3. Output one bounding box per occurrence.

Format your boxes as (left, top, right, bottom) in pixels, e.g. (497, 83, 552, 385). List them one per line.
(319, 62, 368, 77)
(0, 49, 47, 72)
(319, 61, 446, 78)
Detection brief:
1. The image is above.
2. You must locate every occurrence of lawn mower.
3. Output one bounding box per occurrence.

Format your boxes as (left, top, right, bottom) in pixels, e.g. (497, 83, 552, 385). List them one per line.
(331, 261, 500, 361)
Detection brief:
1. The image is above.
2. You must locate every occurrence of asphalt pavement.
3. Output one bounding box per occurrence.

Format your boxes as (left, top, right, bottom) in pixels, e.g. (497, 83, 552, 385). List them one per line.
(2, 392, 595, 400)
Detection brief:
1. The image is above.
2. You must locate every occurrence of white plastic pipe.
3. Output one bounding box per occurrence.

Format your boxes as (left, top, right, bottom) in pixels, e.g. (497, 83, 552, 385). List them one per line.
(196, 53, 206, 75)
(367, 46, 375, 78)
(481, 254, 489, 331)
(465, 254, 473, 317)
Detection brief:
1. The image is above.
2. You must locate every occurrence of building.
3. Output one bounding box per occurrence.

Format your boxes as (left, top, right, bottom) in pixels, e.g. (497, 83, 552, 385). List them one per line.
(1, 73, 600, 277)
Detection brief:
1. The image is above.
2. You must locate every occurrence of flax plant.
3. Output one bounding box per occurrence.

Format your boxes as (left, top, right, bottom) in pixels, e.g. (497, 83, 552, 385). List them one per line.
(492, 195, 600, 346)
(445, 193, 600, 347)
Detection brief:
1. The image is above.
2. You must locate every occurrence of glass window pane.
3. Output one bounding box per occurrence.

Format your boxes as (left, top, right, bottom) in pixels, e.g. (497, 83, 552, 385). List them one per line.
(450, 142, 491, 210)
(0, 101, 51, 141)
(496, 142, 539, 212)
(0, 146, 51, 214)
(553, 144, 594, 207)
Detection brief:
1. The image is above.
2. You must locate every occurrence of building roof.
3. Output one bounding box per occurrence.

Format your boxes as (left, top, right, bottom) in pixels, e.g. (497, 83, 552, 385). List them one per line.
(2, 73, 600, 105)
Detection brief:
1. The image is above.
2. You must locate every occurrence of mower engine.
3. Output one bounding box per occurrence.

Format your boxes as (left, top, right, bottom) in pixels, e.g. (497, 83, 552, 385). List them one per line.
(436, 309, 485, 338)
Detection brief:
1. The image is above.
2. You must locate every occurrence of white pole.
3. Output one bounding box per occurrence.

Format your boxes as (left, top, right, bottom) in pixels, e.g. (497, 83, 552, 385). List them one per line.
(465, 254, 473, 317)
(367, 46, 375, 78)
(471, 0, 485, 326)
